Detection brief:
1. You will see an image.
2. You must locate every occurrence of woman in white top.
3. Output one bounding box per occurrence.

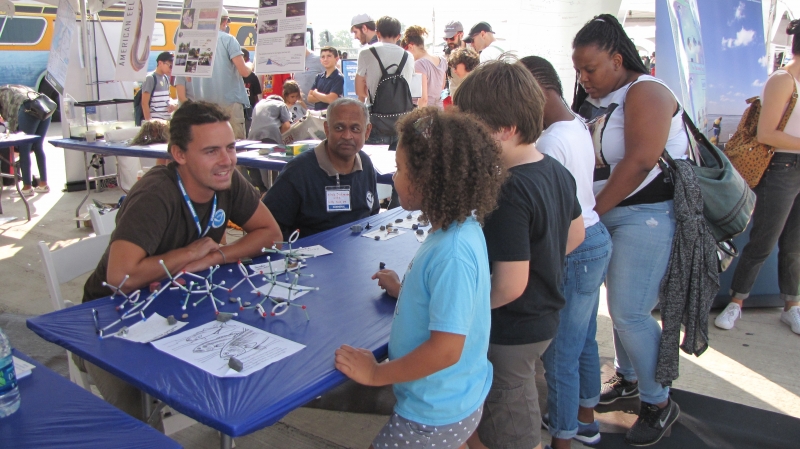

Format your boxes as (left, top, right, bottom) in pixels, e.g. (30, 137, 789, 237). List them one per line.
(402, 26, 448, 109)
(716, 20, 800, 335)
(521, 56, 612, 449)
(571, 14, 687, 447)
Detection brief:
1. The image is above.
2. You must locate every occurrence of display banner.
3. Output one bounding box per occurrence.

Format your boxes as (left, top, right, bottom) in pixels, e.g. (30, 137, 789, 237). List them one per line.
(115, 0, 158, 81)
(46, 0, 79, 94)
(172, 0, 224, 77)
(255, 0, 308, 75)
(666, 0, 708, 132)
(657, 0, 766, 144)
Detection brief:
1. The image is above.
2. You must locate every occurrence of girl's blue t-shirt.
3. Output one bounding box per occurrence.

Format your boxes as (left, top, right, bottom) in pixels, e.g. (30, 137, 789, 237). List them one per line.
(388, 217, 493, 426)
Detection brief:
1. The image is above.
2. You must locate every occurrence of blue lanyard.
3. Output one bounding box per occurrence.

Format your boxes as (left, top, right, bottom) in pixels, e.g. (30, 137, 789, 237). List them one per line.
(176, 171, 216, 238)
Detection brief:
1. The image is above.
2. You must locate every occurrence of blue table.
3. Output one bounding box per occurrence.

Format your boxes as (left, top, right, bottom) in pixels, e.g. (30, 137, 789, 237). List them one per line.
(27, 208, 418, 445)
(0, 132, 42, 221)
(0, 349, 182, 448)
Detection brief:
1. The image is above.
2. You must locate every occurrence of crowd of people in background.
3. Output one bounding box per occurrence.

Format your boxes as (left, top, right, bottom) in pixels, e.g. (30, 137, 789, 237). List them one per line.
(6, 6, 800, 449)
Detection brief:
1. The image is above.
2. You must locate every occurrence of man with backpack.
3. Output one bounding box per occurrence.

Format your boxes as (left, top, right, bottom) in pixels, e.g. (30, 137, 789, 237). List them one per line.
(355, 16, 415, 146)
(134, 51, 174, 126)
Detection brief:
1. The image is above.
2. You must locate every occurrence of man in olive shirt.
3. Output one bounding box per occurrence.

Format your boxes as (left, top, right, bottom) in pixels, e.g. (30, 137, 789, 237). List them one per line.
(81, 101, 282, 427)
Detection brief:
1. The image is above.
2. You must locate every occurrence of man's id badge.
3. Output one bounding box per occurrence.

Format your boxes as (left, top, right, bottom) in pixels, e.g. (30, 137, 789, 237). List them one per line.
(326, 186, 351, 212)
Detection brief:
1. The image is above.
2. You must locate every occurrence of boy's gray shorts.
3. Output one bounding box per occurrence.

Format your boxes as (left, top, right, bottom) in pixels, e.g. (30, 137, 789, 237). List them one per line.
(372, 406, 482, 449)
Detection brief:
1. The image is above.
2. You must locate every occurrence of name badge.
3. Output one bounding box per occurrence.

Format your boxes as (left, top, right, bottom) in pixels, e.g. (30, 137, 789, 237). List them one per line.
(326, 186, 351, 212)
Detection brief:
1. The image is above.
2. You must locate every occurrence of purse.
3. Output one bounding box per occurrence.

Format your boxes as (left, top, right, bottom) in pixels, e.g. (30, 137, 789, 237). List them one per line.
(723, 71, 798, 188)
(661, 111, 756, 243)
(22, 91, 58, 121)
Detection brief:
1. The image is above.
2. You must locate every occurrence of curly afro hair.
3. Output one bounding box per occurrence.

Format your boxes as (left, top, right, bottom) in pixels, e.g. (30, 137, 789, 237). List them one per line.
(396, 107, 507, 230)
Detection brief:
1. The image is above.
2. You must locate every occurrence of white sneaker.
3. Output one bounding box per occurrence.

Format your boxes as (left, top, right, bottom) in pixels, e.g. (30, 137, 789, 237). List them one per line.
(10, 188, 34, 197)
(714, 302, 741, 330)
(780, 306, 800, 335)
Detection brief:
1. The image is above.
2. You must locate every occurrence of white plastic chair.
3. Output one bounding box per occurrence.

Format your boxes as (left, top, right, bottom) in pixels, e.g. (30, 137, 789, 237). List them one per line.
(88, 204, 119, 235)
(37, 235, 197, 434)
(38, 234, 111, 390)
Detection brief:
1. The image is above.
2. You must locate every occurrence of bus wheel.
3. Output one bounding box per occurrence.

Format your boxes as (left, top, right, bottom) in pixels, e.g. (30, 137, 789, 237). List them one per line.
(38, 79, 61, 123)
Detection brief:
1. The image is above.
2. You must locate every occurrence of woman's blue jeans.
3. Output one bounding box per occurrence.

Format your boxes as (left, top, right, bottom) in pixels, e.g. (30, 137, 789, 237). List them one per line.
(542, 222, 612, 439)
(16, 106, 51, 186)
(601, 200, 675, 405)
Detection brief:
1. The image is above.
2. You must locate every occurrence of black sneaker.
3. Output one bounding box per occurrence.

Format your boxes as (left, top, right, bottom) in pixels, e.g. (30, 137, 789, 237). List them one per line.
(625, 398, 680, 446)
(598, 372, 639, 405)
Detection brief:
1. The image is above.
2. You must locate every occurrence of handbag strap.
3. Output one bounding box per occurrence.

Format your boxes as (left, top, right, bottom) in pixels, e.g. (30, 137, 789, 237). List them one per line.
(776, 70, 799, 133)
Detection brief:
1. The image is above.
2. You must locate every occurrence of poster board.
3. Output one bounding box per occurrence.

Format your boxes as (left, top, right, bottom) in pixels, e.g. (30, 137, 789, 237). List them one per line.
(171, 0, 223, 77)
(255, 0, 308, 74)
(342, 59, 357, 98)
(45, 0, 79, 94)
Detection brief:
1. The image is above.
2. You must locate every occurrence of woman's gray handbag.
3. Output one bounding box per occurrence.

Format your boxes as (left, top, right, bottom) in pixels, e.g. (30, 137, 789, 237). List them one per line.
(23, 91, 57, 121)
(661, 111, 756, 243)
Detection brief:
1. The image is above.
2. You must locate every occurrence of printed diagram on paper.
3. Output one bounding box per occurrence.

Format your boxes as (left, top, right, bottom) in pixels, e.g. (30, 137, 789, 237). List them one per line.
(152, 321, 305, 377)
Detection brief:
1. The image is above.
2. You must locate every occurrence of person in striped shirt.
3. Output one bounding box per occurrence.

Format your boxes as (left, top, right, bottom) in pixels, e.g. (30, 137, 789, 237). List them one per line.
(141, 52, 174, 122)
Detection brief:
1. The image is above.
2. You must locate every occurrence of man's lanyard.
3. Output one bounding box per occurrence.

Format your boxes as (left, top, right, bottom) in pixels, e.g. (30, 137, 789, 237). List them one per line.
(176, 171, 216, 238)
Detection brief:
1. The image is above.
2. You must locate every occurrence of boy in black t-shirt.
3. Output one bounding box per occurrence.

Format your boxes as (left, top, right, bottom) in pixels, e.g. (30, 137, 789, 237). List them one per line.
(454, 61, 585, 449)
(308, 46, 345, 111)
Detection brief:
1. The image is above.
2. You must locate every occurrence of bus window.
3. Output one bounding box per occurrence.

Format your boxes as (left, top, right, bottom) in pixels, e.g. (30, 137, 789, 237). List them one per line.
(151, 22, 166, 47)
(236, 26, 255, 46)
(0, 16, 47, 45)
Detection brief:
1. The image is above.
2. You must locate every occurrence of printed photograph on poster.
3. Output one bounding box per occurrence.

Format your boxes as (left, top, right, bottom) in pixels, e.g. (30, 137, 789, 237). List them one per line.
(188, 48, 200, 59)
(183, 0, 192, 7)
(186, 61, 198, 73)
(259, 19, 278, 34)
(178, 42, 191, 52)
(175, 54, 188, 65)
(198, 8, 218, 19)
(198, 53, 212, 66)
(285, 1, 306, 17)
(260, 0, 277, 7)
(181, 8, 196, 29)
(285, 33, 304, 47)
(198, 21, 217, 30)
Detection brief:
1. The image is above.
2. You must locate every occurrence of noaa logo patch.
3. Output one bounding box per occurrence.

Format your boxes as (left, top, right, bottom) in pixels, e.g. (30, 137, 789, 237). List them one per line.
(212, 209, 226, 228)
(366, 191, 374, 209)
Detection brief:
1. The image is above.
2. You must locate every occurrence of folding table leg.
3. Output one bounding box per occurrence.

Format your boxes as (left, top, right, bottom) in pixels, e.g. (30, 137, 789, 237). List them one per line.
(12, 161, 31, 222)
(75, 152, 92, 228)
(220, 433, 233, 449)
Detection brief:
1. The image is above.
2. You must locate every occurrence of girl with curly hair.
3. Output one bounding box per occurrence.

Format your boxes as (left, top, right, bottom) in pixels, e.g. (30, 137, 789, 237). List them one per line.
(335, 106, 506, 449)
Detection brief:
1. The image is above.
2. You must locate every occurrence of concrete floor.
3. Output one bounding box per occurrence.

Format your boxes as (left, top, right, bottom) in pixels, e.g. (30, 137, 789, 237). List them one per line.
(0, 130, 798, 448)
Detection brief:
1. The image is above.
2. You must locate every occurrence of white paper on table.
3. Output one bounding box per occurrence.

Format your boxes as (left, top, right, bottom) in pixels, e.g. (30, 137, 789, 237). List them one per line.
(362, 228, 406, 241)
(248, 259, 304, 275)
(295, 245, 332, 257)
(12, 356, 35, 380)
(245, 143, 279, 150)
(114, 313, 188, 343)
(152, 321, 305, 377)
(362, 145, 397, 175)
(251, 281, 312, 300)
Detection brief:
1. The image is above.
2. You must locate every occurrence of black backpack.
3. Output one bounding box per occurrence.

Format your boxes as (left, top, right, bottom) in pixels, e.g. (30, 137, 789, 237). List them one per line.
(133, 73, 158, 126)
(368, 47, 413, 136)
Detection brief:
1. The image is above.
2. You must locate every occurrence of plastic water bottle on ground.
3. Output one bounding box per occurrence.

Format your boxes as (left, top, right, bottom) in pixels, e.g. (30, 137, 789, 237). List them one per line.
(0, 327, 20, 417)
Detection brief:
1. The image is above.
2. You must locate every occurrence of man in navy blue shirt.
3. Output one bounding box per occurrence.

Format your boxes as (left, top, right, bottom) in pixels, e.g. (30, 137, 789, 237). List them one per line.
(308, 46, 345, 111)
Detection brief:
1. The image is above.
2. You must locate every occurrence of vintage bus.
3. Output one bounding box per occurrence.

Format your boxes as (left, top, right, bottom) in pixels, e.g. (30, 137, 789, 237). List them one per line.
(0, 1, 259, 118)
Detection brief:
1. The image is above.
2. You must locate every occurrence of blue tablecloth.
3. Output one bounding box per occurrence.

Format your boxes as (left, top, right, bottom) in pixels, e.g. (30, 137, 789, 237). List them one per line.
(28, 208, 417, 437)
(0, 350, 181, 448)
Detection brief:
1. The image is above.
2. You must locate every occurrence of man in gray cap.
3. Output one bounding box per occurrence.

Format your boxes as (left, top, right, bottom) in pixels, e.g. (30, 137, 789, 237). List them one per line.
(351, 13, 378, 46)
(464, 21, 505, 63)
(443, 20, 465, 54)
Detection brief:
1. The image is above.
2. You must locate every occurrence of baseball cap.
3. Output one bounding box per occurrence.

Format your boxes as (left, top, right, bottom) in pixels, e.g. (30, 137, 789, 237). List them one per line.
(443, 21, 463, 39)
(351, 13, 373, 27)
(463, 22, 494, 43)
(156, 51, 173, 63)
(220, 7, 229, 18)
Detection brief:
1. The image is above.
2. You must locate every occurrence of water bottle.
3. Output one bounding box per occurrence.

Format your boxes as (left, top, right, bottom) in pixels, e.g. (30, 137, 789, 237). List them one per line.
(0, 327, 20, 417)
